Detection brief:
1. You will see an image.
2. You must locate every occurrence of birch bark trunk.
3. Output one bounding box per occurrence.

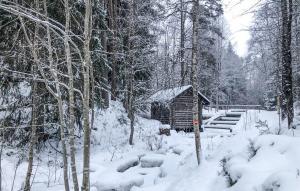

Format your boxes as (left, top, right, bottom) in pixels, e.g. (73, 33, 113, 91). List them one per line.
(180, 0, 186, 86)
(23, 1, 39, 189)
(43, 1, 70, 190)
(82, 0, 92, 189)
(63, 0, 79, 190)
(191, 0, 201, 165)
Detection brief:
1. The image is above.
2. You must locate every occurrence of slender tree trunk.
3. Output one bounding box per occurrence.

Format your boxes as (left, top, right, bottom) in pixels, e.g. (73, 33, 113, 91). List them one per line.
(108, 0, 117, 100)
(127, 0, 135, 145)
(164, 30, 170, 88)
(24, 68, 37, 191)
(216, 18, 222, 112)
(90, 64, 95, 130)
(180, 0, 186, 86)
(191, 0, 201, 165)
(23, 1, 39, 189)
(41, 1, 70, 190)
(63, 0, 79, 190)
(100, 0, 109, 108)
(82, 0, 92, 190)
(0, 137, 3, 191)
(281, 0, 294, 127)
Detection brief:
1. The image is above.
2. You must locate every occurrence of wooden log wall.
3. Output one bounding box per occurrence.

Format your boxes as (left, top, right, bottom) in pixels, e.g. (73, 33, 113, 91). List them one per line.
(151, 87, 206, 131)
(171, 88, 200, 131)
(151, 102, 170, 124)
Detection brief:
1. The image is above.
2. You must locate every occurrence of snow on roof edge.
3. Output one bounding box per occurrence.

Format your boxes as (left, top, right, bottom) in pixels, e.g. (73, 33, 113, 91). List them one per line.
(149, 85, 210, 104)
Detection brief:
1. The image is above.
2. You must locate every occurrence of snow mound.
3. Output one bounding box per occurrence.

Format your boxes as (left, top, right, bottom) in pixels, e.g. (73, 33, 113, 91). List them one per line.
(172, 147, 184, 155)
(141, 154, 164, 168)
(219, 134, 300, 191)
(116, 157, 140, 172)
(92, 173, 144, 191)
(262, 171, 300, 191)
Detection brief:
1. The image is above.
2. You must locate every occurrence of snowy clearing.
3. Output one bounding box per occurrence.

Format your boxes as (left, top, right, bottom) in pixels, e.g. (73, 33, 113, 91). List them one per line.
(2, 103, 300, 191)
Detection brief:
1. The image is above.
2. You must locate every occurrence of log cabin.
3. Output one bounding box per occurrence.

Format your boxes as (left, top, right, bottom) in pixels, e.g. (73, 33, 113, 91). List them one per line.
(149, 85, 210, 131)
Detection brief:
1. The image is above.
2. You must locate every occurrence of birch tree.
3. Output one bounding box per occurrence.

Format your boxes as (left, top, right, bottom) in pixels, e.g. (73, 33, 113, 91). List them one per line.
(22, 1, 40, 190)
(126, 0, 135, 145)
(180, 0, 187, 86)
(41, 1, 70, 189)
(82, 0, 92, 189)
(64, 0, 79, 189)
(192, 0, 201, 165)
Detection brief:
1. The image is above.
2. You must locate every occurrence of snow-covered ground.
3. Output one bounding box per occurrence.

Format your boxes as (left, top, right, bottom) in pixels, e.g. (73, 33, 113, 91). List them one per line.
(2, 104, 300, 191)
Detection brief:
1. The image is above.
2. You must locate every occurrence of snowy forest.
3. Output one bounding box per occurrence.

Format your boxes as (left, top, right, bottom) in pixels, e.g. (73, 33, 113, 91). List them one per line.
(0, 0, 300, 191)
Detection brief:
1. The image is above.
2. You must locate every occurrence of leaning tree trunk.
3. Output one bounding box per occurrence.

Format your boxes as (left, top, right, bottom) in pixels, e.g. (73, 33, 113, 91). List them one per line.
(23, 1, 39, 189)
(64, 0, 79, 189)
(82, 0, 92, 190)
(42, 1, 70, 190)
(24, 57, 38, 191)
(191, 0, 201, 165)
(281, 0, 294, 128)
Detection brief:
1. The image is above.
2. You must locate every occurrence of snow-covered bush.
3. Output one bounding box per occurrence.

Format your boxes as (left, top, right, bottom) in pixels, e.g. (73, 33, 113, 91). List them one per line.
(247, 139, 259, 160)
(91, 101, 162, 151)
(220, 157, 238, 187)
(255, 120, 270, 135)
(145, 134, 163, 151)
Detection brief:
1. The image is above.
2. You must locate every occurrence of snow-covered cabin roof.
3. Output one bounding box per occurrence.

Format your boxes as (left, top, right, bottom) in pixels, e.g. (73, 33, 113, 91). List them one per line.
(149, 85, 210, 104)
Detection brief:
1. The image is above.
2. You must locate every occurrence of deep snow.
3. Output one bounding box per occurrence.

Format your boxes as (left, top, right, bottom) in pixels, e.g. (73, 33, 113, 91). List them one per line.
(1, 103, 300, 191)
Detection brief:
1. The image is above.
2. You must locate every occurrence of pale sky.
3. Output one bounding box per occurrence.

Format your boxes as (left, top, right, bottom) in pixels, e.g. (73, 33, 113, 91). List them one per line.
(223, 0, 262, 57)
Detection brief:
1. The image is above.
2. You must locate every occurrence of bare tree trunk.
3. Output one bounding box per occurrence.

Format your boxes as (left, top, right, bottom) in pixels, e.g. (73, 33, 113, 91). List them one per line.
(63, 0, 79, 190)
(108, 0, 117, 100)
(0, 137, 2, 191)
(90, 64, 95, 130)
(127, 0, 135, 145)
(164, 29, 170, 88)
(23, 40, 38, 191)
(281, 0, 294, 127)
(82, 0, 92, 190)
(216, 18, 223, 112)
(23, 1, 39, 189)
(100, 0, 110, 108)
(180, 0, 186, 86)
(40, 1, 71, 190)
(191, 0, 201, 165)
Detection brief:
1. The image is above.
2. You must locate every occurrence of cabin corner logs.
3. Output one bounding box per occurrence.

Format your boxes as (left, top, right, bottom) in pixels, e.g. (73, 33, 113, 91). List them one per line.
(150, 86, 210, 132)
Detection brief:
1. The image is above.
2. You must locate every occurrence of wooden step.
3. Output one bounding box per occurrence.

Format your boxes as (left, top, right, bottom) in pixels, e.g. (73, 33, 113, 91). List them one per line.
(210, 121, 237, 125)
(230, 109, 246, 112)
(225, 112, 242, 117)
(220, 117, 240, 121)
(204, 125, 233, 132)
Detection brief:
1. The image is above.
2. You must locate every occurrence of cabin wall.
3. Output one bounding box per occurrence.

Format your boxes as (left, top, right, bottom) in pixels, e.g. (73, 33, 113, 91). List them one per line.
(151, 87, 207, 131)
(172, 89, 193, 130)
(151, 102, 170, 125)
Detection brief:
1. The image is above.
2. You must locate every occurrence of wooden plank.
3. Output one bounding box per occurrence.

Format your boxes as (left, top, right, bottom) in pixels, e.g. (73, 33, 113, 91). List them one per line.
(225, 113, 242, 117)
(230, 109, 246, 112)
(204, 125, 232, 132)
(210, 121, 237, 125)
(220, 117, 240, 121)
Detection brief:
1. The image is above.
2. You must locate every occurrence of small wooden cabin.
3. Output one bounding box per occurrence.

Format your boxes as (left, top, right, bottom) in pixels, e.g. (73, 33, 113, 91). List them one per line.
(149, 85, 210, 131)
